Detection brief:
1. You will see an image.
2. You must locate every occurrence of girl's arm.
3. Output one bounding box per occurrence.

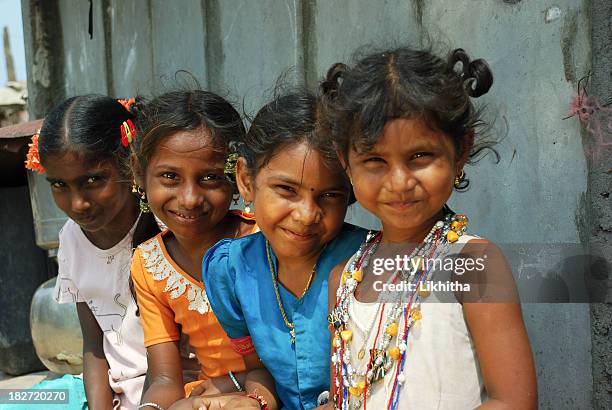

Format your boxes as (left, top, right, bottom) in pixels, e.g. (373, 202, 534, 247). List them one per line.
(463, 241, 537, 409)
(76, 302, 114, 410)
(313, 261, 346, 410)
(140, 341, 185, 409)
(184, 353, 278, 409)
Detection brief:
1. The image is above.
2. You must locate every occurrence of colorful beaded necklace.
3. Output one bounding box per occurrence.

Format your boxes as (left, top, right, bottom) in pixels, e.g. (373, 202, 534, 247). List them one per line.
(328, 209, 468, 410)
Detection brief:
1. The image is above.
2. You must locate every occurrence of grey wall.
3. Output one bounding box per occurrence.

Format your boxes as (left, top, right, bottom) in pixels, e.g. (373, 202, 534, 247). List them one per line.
(21, 0, 610, 408)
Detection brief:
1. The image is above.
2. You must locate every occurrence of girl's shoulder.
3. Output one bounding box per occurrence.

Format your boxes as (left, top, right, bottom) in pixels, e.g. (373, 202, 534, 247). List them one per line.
(132, 230, 175, 276)
(202, 231, 265, 275)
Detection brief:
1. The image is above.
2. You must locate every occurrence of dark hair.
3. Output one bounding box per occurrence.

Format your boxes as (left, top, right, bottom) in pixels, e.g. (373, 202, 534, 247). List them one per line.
(39, 95, 160, 303)
(239, 89, 344, 178)
(39, 94, 134, 178)
(322, 47, 498, 177)
(129, 90, 246, 180)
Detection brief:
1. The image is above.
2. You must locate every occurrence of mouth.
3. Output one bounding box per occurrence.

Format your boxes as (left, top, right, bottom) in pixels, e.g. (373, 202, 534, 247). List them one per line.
(73, 214, 99, 226)
(168, 210, 205, 223)
(384, 200, 420, 211)
(281, 228, 318, 241)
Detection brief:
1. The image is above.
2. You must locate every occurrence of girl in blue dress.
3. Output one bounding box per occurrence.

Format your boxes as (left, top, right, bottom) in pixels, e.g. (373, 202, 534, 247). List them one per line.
(197, 90, 367, 410)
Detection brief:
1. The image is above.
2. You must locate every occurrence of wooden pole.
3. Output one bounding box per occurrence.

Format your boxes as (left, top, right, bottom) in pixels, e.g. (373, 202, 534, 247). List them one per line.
(3, 26, 16, 82)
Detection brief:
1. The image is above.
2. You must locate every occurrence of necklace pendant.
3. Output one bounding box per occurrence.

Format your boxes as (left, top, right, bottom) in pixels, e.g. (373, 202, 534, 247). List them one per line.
(358, 349, 365, 360)
(290, 328, 296, 344)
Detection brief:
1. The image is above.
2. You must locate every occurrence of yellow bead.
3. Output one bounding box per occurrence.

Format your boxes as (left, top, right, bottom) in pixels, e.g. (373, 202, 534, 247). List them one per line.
(446, 230, 459, 243)
(349, 386, 363, 396)
(455, 214, 469, 224)
(341, 271, 351, 284)
(358, 381, 366, 390)
(352, 270, 363, 282)
(386, 322, 398, 337)
(341, 330, 353, 342)
(389, 347, 401, 360)
(417, 284, 431, 299)
(451, 221, 462, 230)
(411, 308, 422, 321)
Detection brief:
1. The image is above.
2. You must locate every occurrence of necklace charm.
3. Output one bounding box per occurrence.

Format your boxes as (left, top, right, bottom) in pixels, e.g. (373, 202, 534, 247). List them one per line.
(290, 328, 296, 344)
(358, 349, 365, 360)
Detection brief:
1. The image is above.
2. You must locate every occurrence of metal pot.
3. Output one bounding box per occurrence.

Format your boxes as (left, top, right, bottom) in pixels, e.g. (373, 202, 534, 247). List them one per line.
(30, 277, 83, 374)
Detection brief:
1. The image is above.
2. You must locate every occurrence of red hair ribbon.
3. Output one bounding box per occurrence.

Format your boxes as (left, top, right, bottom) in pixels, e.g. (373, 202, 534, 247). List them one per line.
(25, 130, 45, 174)
(120, 119, 137, 147)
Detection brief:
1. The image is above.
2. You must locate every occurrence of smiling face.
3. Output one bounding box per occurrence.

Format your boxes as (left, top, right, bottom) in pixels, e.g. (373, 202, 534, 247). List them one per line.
(44, 151, 135, 234)
(140, 129, 233, 242)
(346, 118, 466, 242)
(237, 141, 350, 263)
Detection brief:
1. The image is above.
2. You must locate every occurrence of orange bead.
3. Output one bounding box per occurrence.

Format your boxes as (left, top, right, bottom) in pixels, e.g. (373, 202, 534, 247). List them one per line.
(389, 347, 401, 360)
(446, 230, 459, 243)
(411, 308, 422, 321)
(352, 270, 363, 282)
(341, 330, 353, 342)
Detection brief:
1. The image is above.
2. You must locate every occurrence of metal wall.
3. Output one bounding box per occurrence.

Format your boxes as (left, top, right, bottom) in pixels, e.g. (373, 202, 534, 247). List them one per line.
(22, 0, 610, 407)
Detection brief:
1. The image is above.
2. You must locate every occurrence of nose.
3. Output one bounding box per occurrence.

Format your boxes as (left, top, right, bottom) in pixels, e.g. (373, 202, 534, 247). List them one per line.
(386, 164, 417, 194)
(70, 191, 91, 213)
(178, 182, 203, 210)
(292, 197, 322, 226)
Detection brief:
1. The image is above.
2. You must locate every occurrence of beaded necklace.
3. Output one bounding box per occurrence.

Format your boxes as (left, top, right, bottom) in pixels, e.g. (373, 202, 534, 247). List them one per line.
(328, 210, 469, 410)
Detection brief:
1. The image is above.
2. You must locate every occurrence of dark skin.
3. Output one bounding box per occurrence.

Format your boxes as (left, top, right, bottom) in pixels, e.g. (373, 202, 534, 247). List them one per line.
(171, 143, 352, 410)
(134, 131, 261, 409)
(319, 118, 537, 409)
(44, 151, 139, 409)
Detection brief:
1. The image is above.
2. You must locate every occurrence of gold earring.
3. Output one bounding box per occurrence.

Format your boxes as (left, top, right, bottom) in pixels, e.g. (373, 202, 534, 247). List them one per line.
(132, 181, 151, 213)
(454, 170, 466, 189)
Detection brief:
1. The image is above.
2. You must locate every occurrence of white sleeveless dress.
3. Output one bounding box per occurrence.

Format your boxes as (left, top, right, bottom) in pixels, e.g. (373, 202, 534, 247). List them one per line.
(343, 234, 487, 409)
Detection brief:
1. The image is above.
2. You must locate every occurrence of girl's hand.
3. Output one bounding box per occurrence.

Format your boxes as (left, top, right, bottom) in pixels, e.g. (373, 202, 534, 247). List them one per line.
(188, 372, 247, 396)
(172, 393, 259, 410)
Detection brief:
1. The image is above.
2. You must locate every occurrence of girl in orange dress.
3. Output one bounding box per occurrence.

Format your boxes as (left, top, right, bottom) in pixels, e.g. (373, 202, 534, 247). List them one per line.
(128, 90, 261, 410)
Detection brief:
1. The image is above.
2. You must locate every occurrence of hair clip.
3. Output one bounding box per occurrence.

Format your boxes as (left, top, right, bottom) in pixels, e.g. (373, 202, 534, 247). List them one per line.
(224, 152, 239, 176)
(25, 130, 45, 174)
(118, 98, 136, 111)
(120, 119, 137, 147)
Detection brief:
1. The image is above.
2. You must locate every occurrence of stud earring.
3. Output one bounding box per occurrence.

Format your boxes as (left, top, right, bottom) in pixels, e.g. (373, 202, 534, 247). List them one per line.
(132, 181, 151, 213)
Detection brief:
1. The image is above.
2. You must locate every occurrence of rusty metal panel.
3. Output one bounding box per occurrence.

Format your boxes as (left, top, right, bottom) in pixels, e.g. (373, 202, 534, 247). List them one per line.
(150, 0, 208, 89)
(58, 0, 108, 96)
(108, 0, 154, 98)
(207, 0, 302, 116)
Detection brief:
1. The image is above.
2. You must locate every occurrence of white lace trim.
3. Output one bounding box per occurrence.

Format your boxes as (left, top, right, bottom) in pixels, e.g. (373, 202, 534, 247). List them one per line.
(139, 237, 211, 314)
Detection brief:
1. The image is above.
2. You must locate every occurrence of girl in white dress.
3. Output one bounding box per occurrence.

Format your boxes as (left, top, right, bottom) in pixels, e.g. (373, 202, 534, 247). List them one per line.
(321, 47, 537, 410)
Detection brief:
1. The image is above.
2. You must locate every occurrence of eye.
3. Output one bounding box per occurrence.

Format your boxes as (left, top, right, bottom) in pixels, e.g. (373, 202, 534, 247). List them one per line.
(411, 152, 432, 160)
(161, 172, 177, 180)
(277, 184, 296, 194)
(201, 173, 220, 182)
(49, 180, 66, 189)
(321, 191, 346, 200)
(364, 156, 385, 164)
(86, 176, 103, 184)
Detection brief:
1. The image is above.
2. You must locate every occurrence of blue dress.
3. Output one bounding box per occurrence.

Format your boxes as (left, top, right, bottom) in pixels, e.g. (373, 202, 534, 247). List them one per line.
(202, 224, 367, 410)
